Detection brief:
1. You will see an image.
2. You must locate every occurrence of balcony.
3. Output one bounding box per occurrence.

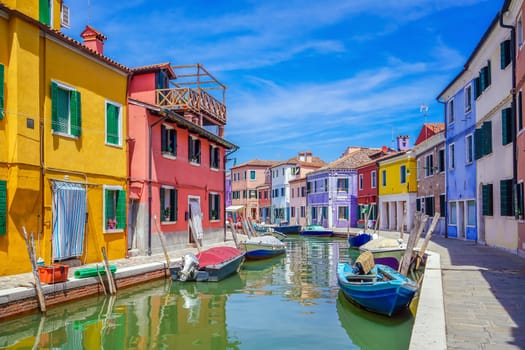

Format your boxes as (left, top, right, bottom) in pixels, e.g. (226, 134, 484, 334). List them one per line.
(156, 64, 227, 126)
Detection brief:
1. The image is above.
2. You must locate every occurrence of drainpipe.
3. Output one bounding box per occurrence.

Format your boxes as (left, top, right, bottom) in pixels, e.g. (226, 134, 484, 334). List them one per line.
(148, 113, 169, 255)
(499, 11, 518, 223)
(436, 97, 448, 238)
(224, 147, 239, 241)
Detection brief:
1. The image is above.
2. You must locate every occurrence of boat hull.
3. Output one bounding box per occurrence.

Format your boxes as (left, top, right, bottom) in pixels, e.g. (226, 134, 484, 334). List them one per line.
(240, 242, 286, 260)
(337, 262, 418, 316)
(359, 247, 405, 270)
(348, 233, 373, 248)
(273, 225, 302, 234)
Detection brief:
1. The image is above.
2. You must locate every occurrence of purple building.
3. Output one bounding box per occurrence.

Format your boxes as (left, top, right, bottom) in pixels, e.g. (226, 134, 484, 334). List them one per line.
(306, 148, 379, 228)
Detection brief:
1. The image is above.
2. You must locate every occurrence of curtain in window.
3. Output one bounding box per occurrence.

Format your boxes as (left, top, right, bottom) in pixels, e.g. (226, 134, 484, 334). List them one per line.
(52, 181, 86, 260)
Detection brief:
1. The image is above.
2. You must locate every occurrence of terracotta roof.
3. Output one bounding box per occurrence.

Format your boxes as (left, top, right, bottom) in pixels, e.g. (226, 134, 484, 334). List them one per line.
(272, 153, 327, 168)
(231, 159, 280, 169)
(356, 151, 402, 168)
(415, 123, 445, 146)
(313, 148, 380, 172)
(0, 4, 130, 73)
(132, 63, 176, 79)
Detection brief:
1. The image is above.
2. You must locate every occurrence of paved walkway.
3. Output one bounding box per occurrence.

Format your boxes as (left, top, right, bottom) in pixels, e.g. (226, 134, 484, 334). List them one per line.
(1, 230, 525, 349)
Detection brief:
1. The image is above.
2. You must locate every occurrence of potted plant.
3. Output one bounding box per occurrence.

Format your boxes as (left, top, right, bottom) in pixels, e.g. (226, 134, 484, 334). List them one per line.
(163, 207, 171, 221)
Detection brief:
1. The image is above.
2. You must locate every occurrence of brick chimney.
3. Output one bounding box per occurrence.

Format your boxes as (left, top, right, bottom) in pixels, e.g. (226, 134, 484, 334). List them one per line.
(80, 25, 107, 55)
(305, 151, 313, 163)
(397, 135, 410, 151)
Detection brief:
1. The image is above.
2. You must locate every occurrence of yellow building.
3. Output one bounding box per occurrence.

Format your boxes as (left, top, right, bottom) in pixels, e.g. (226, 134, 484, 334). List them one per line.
(0, 1, 130, 275)
(377, 145, 417, 232)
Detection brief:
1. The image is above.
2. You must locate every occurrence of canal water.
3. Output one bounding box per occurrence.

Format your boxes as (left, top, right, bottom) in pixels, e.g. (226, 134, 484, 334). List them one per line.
(0, 236, 415, 349)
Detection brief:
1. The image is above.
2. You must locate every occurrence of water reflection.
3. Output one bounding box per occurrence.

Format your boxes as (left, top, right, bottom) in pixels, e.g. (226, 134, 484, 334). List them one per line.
(0, 237, 415, 349)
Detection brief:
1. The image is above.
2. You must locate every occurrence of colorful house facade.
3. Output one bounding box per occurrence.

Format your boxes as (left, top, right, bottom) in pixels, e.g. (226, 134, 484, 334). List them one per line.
(377, 137, 417, 232)
(289, 176, 307, 226)
(256, 168, 272, 224)
(414, 124, 446, 235)
(306, 148, 378, 228)
(128, 64, 237, 254)
(0, 1, 130, 275)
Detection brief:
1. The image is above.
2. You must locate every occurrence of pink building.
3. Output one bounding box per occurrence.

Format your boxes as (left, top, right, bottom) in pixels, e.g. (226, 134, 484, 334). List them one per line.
(289, 176, 307, 226)
(127, 63, 237, 255)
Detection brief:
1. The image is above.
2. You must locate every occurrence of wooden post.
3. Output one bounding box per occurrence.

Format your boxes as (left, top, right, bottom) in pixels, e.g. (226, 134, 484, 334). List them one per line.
(400, 214, 428, 276)
(228, 222, 240, 248)
(101, 247, 116, 295)
(415, 212, 440, 270)
(399, 202, 406, 240)
(22, 227, 46, 313)
(96, 263, 107, 295)
(153, 215, 172, 274)
(188, 219, 202, 253)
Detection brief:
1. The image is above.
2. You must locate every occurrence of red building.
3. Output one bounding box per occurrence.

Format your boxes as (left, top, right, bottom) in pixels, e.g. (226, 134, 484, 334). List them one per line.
(127, 63, 237, 255)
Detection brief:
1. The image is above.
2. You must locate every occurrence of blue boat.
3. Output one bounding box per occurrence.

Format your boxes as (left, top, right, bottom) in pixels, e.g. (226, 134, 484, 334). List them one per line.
(300, 224, 333, 237)
(337, 253, 418, 316)
(348, 232, 373, 248)
(239, 235, 286, 260)
(273, 224, 302, 235)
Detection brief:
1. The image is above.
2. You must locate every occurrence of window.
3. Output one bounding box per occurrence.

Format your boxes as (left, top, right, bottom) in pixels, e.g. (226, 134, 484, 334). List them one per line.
(358, 174, 364, 190)
(301, 186, 305, 197)
(323, 179, 328, 191)
(465, 134, 473, 164)
(371, 171, 376, 188)
(51, 82, 81, 137)
(300, 206, 305, 217)
(243, 190, 247, 198)
(0, 180, 6, 235)
(439, 194, 446, 217)
(160, 187, 178, 222)
(501, 39, 511, 69)
(400, 165, 406, 184)
(291, 207, 296, 218)
(156, 70, 169, 89)
(338, 206, 349, 220)
(479, 60, 492, 92)
(424, 196, 435, 216)
(0, 64, 4, 119)
(464, 84, 472, 113)
(39, 0, 52, 26)
(280, 188, 285, 196)
(161, 124, 177, 157)
(209, 193, 220, 221)
(249, 190, 257, 199)
(382, 170, 386, 187)
(518, 182, 524, 218)
(425, 154, 434, 177)
(482, 184, 493, 216)
(500, 179, 513, 216)
(448, 99, 455, 124)
(467, 200, 476, 226)
(337, 178, 349, 191)
(449, 144, 455, 170)
(188, 136, 201, 164)
(105, 101, 122, 146)
(474, 121, 493, 160)
(518, 15, 523, 48)
(417, 159, 421, 180)
(104, 187, 126, 231)
(210, 145, 220, 169)
(519, 91, 523, 131)
(449, 202, 457, 224)
(502, 108, 513, 146)
(416, 198, 421, 212)
(311, 207, 317, 220)
(250, 170, 256, 180)
(438, 149, 445, 173)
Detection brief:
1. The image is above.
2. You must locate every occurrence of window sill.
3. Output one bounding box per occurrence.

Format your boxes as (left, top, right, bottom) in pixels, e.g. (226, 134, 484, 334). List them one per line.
(52, 131, 78, 139)
(104, 229, 123, 234)
(210, 219, 220, 223)
(105, 142, 123, 148)
(190, 161, 201, 167)
(162, 220, 176, 224)
(162, 153, 177, 159)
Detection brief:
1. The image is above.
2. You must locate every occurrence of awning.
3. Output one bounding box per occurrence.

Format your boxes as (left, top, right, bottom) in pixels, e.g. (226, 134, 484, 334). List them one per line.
(226, 205, 244, 212)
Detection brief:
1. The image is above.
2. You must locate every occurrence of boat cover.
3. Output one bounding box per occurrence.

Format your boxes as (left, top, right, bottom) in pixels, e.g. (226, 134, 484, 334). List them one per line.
(196, 246, 244, 268)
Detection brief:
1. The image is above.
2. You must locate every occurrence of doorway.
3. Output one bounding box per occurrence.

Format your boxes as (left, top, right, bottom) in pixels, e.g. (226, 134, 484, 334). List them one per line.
(188, 196, 203, 245)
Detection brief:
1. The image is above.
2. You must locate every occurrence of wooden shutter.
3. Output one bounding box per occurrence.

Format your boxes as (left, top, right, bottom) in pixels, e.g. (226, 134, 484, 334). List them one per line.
(161, 125, 167, 152)
(439, 194, 446, 217)
(486, 60, 491, 87)
(483, 121, 492, 155)
(502, 108, 512, 145)
(519, 91, 523, 131)
(188, 136, 193, 161)
(39, 0, 50, 25)
(0, 180, 6, 235)
(474, 77, 481, 99)
(106, 104, 119, 144)
(105, 189, 113, 224)
(172, 129, 177, 156)
(501, 40, 511, 69)
(116, 190, 126, 229)
(171, 189, 178, 221)
(0, 64, 4, 120)
(51, 82, 59, 131)
(160, 187, 165, 215)
(500, 180, 513, 216)
(482, 184, 493, 216)
(416, 198, 421, 211)
(70, 90, 81, 136)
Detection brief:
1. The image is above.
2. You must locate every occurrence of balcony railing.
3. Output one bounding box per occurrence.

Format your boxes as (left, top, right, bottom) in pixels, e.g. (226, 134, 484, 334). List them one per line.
(156, 88, 226, 125)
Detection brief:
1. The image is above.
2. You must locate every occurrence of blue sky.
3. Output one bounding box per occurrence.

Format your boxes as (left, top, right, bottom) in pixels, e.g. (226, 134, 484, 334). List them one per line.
(63, 0, 502, 166)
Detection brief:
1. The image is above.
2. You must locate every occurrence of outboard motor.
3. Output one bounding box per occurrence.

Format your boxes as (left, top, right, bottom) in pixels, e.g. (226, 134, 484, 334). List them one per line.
(179, 253, 199, 281)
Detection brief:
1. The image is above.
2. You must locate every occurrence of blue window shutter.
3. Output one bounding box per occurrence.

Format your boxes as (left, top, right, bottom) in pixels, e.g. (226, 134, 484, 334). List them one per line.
(70, 90, 81, 136)
(0, 180, 6, 235)
(0, 64, 4, 120)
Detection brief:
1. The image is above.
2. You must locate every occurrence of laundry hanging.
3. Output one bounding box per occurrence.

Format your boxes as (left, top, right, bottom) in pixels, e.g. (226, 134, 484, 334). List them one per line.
(52, 181, 87, 260)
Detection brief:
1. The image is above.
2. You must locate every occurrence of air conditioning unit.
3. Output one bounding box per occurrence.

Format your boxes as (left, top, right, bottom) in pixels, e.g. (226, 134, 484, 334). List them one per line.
(60, 4, 70, 29)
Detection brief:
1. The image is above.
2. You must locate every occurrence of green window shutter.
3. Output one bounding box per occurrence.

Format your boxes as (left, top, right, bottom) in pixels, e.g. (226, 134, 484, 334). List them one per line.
(486, 61, 492, 87)
(39, 0, 50, 26)
(502, 108, 512, 145)
(500, 180, 513, 216)
(519, 92, 523, 131)
(171, 189, 178, 221)
(209, 145, 213, 168)
(482, 184, 493, 216)
(188, 136, 193, 161)
(416, 198, 421, 211)
(480, 71, 486, 92)
(474, 128, 482, 160)
(51, 82, 59, 131)
(483, 121, 492, 155)
(208, 193, 213, 218)
(161, 125, 167, 152)
(501, 40, 511, 69)
(0, 180, 6, 235)
(160, 187, 165, 214)
(70, 90, 81, 136)
(104, 189, 112, 223)
(116, 190, 126, 229)
(106, 104, 119, 144)
(439, 194, 446, 217)
(474, 77, 481, 99)
(0, 64, 4, 120)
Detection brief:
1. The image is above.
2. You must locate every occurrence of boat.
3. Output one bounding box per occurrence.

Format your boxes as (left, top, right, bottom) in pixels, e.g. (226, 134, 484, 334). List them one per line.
(272, 224, 302, 235)
(239, 235, 286, 260)
(337, 251, 419, 317)
(300, 224, 333, 237)
(359, 237, 406, 270)
(262, 227, 288, 241)
(170, 246, 245, 282)
(348, 232, 374, 248)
